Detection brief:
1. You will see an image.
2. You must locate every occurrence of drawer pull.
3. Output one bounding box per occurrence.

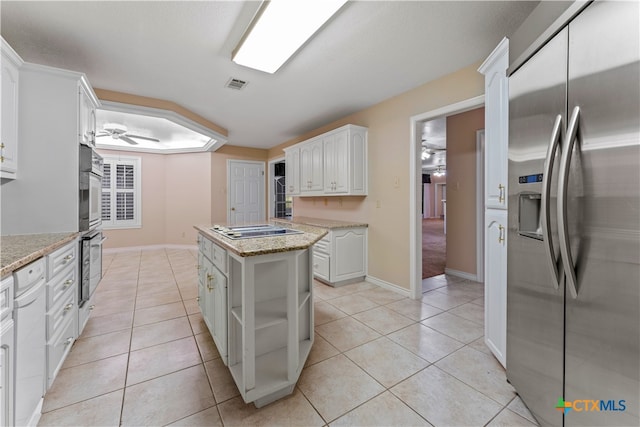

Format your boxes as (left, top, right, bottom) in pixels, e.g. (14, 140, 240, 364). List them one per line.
(64, 337, 74, 346)
(64, 303, 74, 312)
(196, 296, 200, 302)
(89, 304, 95, 311)
(63, 279, 74, 288)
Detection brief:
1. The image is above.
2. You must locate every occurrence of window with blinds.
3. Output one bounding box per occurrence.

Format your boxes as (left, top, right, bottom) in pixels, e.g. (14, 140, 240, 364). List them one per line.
(101, 156, 141, 228)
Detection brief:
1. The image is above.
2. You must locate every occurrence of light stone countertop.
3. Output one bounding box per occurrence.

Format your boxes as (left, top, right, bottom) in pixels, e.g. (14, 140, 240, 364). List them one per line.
(0, 232, 79, 277)
(194, 222, 327, 257)
(273, 216, 368, 230)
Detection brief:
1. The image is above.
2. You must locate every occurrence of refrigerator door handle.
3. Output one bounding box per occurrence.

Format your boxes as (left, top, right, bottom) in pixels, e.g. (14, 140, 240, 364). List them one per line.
(557, 106, 580, 299)
(541, 114, 564, 290)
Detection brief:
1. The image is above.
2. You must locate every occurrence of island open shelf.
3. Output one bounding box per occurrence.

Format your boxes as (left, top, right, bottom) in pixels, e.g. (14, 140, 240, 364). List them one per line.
(227, 249, 314, 407)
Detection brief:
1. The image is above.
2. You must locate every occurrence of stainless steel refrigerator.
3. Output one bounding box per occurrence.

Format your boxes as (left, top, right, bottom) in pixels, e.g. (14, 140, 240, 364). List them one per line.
(507, 1, 639, 426)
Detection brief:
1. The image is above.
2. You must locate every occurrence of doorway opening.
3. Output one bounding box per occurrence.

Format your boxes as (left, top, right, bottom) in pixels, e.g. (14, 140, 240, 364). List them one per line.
(409, 95, 485, 300)
(268, 158, 293, 219)
(420, 117, 448, 279)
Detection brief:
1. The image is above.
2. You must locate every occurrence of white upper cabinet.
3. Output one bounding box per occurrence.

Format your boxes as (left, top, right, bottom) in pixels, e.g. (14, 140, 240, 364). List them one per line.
(78, 84, 97, 146)
(300, 138, 323, 194)
(1, 38, 23, 179)
(323, 131, 348, 193)
(284, 145, 300, 196)
(479, 37, 509, 210)
(288, 124, 367, 197)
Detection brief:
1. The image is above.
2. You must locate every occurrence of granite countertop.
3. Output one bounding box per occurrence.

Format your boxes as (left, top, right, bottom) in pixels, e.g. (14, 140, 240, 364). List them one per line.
(273, 216, 368, 230)
(0, 232, 80, 277)
(194, 222, 327, 257)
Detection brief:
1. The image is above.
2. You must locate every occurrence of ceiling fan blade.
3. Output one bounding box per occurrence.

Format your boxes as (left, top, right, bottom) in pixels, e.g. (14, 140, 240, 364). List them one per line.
(120, 136, 139, 145)
(96, 134, 110, 138)
(127, 134, 160, 142)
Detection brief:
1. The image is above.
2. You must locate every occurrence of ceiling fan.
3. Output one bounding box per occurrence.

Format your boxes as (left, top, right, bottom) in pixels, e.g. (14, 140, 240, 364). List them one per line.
(96, 123, 159, 145)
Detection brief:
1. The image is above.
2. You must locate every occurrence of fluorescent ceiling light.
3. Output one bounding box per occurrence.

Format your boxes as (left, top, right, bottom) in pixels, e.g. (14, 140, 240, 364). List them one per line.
(233, 0, 348, 73)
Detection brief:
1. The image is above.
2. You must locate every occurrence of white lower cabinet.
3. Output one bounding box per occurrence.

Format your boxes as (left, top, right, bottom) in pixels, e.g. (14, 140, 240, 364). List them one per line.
(1, 276, 14, 427)
(313, 227, 367, 286)
(197, 235, 228, 364)
(45, 240, 78, 390)
(484, 209, 507, 367)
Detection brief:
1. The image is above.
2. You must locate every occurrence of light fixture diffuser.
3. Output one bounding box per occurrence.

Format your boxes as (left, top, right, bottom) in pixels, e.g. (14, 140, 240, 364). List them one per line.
(232, 0, 348, 73)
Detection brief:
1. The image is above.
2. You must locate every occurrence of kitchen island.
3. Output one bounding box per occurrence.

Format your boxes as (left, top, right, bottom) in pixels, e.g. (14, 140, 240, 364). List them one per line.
(194, 222, 326, 407)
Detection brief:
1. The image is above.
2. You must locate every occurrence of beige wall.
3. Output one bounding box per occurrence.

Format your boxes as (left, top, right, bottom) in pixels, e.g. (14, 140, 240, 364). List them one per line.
(268, 63, 485, 290)
(210, 145, 269, 223)
(445, 107, 484, 275)
(165, 152, 212, 245)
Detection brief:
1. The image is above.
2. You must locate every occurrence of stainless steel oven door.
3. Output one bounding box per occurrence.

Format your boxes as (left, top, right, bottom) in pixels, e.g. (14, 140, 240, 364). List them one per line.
(89, 172, 102, 229)
(89, 231, 104, 297)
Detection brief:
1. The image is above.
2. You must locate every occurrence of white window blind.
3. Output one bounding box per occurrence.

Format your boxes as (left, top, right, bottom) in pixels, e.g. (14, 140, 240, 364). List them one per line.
(101, 156, 141, 229)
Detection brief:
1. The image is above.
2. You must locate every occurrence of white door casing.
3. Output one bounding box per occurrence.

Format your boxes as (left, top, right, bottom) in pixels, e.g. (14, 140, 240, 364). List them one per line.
(227, 160, 265, 225)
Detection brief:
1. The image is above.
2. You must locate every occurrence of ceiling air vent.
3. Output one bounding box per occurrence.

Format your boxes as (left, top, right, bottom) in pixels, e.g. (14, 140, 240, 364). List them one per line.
(226, 78, 248, 90)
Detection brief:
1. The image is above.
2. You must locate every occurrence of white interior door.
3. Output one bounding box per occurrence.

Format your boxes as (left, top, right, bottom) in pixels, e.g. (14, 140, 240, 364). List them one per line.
(227, 160, 265, 225)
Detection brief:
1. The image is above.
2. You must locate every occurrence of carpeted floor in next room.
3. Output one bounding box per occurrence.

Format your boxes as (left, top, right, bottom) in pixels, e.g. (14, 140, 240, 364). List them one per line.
(422, 218, 446, 279)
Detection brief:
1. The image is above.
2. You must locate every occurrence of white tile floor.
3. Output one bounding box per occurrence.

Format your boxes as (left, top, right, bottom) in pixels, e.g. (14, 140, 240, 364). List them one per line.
(38, 248, 538, 426)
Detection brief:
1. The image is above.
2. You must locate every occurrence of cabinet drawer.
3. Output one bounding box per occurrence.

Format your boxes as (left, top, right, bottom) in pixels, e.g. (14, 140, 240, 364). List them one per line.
(47, 263, 77, 310)
(46, 285, 76, 339)
(0, 276, 13, 321)
(201, 236, 214, 263)
(313, 252, 330, 281)
(14, 258, 45, 297)
(211, 242, 227, 274)
(314, 234, 331, 254)
(46, 314, 75, 389)
(47, 241, 77, 280)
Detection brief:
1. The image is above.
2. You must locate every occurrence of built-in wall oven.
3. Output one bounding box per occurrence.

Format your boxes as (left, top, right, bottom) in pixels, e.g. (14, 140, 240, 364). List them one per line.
(79, 144, 103, 232)
(79, 144, 104, 307)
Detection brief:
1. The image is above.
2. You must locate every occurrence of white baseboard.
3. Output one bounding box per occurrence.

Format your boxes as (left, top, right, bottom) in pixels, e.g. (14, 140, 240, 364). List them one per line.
(444, 268, 480, 282)
(104, 244, 198, 254)
(365, 275, 411, 298)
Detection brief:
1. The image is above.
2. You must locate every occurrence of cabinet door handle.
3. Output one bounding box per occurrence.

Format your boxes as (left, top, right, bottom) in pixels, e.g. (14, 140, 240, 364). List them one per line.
(498, 225, 505, 243)
(498, 184, 505, 203)
(0, 143, 5, 149)
(63, 279, 74, 289)
(89, 304, 95, 310)
(64, 337, 74, 346)
(64, 303, 74, 312)
(0, 156, 4, 163)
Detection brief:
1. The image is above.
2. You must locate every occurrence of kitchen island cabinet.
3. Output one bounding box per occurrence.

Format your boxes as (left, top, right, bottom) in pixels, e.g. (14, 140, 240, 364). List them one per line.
(194, 223, 326, 407)
(275, 217, 368, 286)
